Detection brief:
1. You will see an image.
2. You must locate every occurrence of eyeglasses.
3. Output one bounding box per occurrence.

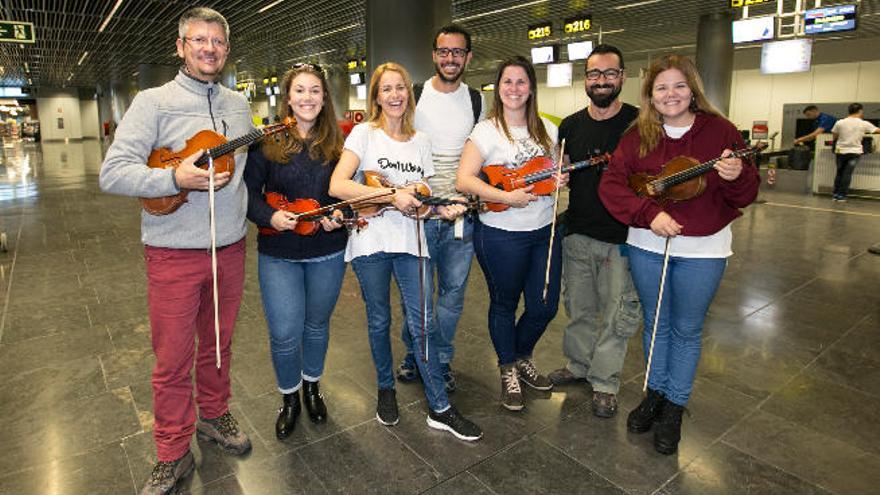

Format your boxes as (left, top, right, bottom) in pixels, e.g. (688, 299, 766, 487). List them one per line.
(434, 48, 469, 58)
(183, 36, 228, 49)
(585, 68, 623, 81)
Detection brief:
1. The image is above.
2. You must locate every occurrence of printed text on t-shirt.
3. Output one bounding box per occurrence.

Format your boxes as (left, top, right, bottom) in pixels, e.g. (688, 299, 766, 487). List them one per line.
(378, 157, 424, 175)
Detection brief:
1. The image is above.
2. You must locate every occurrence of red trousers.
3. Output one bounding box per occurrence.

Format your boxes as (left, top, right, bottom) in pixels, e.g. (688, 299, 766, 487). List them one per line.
(145, 239, 246, 462)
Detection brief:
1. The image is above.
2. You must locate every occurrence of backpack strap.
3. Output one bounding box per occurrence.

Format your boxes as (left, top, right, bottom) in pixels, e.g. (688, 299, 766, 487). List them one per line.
(468, 86, 481, 125)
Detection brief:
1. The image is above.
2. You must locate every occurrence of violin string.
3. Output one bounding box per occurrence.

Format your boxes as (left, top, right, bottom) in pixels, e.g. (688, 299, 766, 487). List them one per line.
(655, 147, 758, 189)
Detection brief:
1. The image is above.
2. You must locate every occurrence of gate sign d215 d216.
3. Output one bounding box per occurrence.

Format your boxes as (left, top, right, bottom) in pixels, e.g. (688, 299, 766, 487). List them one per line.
(0, 21, 35, 43)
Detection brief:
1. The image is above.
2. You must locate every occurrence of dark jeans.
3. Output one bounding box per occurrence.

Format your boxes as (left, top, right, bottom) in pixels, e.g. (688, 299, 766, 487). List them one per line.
(473, 220, 562, 366)
(833, 153, 860, 198)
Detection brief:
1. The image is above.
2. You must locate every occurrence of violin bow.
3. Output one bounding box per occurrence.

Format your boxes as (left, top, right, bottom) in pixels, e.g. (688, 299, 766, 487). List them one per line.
(207, 150, 222, 369)
(412, 193, 429, 363)
(541, 138, 566, 304)
(643, 236, 672, 391)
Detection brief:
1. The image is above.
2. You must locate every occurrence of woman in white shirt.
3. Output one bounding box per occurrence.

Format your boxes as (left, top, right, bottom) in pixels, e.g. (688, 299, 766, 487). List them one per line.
(329, 62, 481, 441)
(457, 56, 564, 412)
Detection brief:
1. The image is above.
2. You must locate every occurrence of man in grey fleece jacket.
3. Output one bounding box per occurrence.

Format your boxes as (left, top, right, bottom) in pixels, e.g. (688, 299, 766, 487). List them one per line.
(99, 8, 253, 495)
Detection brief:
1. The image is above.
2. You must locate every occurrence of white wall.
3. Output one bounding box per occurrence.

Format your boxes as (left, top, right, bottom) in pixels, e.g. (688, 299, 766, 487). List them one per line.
(36, 89, 83, 140)
(79, 99, 100, 138)
(729, 60, 880, 144)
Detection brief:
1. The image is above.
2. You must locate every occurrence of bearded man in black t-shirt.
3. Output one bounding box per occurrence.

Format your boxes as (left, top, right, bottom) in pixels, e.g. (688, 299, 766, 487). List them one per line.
(549, 44, 642, 418)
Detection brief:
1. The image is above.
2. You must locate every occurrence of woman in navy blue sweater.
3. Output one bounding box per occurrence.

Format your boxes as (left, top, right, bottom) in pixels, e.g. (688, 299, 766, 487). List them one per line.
(244, 64, 346, 439)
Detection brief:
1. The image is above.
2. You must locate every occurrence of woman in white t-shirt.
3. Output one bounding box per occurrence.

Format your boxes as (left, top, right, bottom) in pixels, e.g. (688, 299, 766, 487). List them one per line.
(329, 62, 481, 442)
(457, 56, 564, 412)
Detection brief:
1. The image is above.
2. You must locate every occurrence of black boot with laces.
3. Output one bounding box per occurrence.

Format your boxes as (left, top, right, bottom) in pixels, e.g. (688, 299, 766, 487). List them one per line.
(627, 387, 665, 433)
(654, 399, 684, 455)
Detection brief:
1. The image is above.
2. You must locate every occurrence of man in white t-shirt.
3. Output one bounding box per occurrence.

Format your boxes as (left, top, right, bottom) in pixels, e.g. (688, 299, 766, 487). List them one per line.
(397, 24, 484, 391)
(830, 103, 880, 202)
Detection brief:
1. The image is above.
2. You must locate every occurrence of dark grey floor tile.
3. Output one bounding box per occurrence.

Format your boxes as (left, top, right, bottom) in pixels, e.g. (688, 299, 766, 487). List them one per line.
(0, 355, 106, 413)
(297, 422, 440, 494)
(469, 437, 625, 494)
(829, 315, 880, 363)
(804, 346, 880, 398)
(422, 471, 495, 495)
(723, 409, 880, 495)
(188, 451, 328, 495)
(659, 443, 832, 495)
(0, 442, 134, 495)
(0, 327, 113, 376)
(762, 374, 880, 456)
(2, 302, 92, 343)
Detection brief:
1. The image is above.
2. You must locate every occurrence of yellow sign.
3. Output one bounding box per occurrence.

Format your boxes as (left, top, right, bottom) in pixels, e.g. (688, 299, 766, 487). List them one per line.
(730, 0, 772, 7)
(347, 60, 358, 70)
(528, 22, 552, 40)
(564, 16, 591, 34)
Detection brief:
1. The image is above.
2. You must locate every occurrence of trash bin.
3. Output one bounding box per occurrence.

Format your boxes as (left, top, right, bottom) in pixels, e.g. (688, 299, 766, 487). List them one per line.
(788, 144, 811, 170)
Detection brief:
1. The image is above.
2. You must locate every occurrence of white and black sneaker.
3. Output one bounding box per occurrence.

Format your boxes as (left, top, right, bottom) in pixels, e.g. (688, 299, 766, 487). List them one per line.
(427, 406, 483, 442)
(376, 388, 399, 426)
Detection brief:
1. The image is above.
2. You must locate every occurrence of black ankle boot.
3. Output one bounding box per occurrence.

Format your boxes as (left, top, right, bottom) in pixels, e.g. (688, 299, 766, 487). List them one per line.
(654, 399, 684, 455)
(275, 392, 301, 440)
(302, 380, 327, 424)
(627, 388, 665, 433)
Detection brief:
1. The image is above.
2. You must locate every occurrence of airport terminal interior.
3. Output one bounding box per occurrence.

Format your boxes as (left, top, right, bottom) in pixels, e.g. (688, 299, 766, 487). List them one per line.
(1, 0, 880, 494)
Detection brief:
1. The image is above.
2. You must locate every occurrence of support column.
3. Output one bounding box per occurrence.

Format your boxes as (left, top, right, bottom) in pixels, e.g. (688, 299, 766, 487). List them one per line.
(365, 0, 451, 84)
(695, 12, 734, 116)
(328, 67, 350, 119)
(137, 63, 178, 90)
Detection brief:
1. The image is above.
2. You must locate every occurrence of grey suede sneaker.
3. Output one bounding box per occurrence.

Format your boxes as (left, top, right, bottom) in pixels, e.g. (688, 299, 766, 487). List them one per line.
(196, 411, 252, 455)
(500, 364, 524, 411)
(140, 450, 194, 495)
(515, 359, 553, 391)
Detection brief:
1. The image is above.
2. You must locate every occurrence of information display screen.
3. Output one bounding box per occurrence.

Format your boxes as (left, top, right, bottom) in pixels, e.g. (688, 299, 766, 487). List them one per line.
(804, 4, 857, 34)
(567, 41, 594, 61)
(732, 16, 774, 43)
(547, 63, 572, 88)
(531, 45, 556, 64)
(760, 39, 812, 74)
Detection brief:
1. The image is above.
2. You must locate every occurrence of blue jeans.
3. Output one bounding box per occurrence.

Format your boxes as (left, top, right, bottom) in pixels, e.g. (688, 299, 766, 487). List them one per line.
(258, 251, 346, 393)
(351, 252, 449, 413)
(401, 217, 474, 365)
(627, 246, 726, 406)
(833, 153, 860, 198)
(473, 221, 562, 366)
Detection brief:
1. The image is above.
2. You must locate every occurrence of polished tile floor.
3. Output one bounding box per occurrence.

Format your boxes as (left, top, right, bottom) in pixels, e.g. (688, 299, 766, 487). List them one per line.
(0, 139, 879, 494)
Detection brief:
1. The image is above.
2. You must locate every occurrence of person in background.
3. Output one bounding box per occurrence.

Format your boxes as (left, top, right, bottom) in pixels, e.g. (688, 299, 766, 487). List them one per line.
(793, 105, 837, 146)
(548, 44, 641, 419)
(829, 103, 880, 202)
(599, 54, 759, 455)
(243, 63, 346, 440)
(397, 24, 483, 392)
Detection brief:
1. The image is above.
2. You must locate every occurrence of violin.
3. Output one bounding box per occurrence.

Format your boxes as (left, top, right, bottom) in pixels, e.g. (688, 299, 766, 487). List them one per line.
(479, 153, 610, 212)
(140, 118, 295, 215)
(259, 192, 368, 236)
(628, 143, 766, 203)
(360, 171, 432, 218)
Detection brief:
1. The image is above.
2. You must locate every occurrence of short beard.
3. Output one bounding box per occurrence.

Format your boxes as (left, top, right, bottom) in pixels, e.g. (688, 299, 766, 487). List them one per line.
(587, 84, 621, 108)
(435, 62, 463, 84)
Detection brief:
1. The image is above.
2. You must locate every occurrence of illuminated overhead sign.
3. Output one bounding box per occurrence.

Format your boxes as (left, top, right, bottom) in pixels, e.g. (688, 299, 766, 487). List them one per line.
(0, 21, 35, 43)
(564, 15, 591, 34)
(804, 5, 857, 34)
(528, 22, 552, 40)
(347, 60, 358, 70)
(730, 0, 772, 7)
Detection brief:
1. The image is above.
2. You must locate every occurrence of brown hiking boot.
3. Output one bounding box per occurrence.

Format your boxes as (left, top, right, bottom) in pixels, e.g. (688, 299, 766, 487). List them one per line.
(515, 359, 553, 391)
(196, 411, 252, 455)
(591, 391, 618, 418)
(500, 364, 524, 411)
(548, 367, 587, 386)
(140, 450, 194, 495)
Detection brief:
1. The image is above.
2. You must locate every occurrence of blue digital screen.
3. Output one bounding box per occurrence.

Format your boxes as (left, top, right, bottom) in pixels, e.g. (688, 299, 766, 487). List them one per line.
(804, 4, 856, 34)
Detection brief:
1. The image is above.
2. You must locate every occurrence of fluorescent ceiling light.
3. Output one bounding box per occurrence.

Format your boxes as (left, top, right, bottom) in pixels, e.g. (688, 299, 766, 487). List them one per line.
(98, 0, 124, 33)
(259, 0, 285, 14)
(290, 24, 358, 46)
(23, 62, 29, 72)
(456, 0, 547, 22)
(77, 51, 89, 66)
(613, 0, 663, 10)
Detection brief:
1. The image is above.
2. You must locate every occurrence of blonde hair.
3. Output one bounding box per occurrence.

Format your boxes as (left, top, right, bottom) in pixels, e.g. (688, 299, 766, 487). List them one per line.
(366, 62, 417, 139)
(486, 56, 553, 155)
(635, 54, 725, 157)
(263, 64, 343, 164)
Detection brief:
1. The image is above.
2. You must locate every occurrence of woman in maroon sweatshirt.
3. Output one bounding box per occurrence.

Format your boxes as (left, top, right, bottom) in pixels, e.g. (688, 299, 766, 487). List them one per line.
(599, 54, 759, 455)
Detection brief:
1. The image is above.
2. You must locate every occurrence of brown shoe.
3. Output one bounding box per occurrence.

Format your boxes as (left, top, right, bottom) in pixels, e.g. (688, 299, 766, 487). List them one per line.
(500, 364, 524, 411)
(515, 359, 553, 391)
(196, 411, 252, 456)
(140, 451, 194, 495)
(591, 391, 618, 418)
(548, 367, 587, 386)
